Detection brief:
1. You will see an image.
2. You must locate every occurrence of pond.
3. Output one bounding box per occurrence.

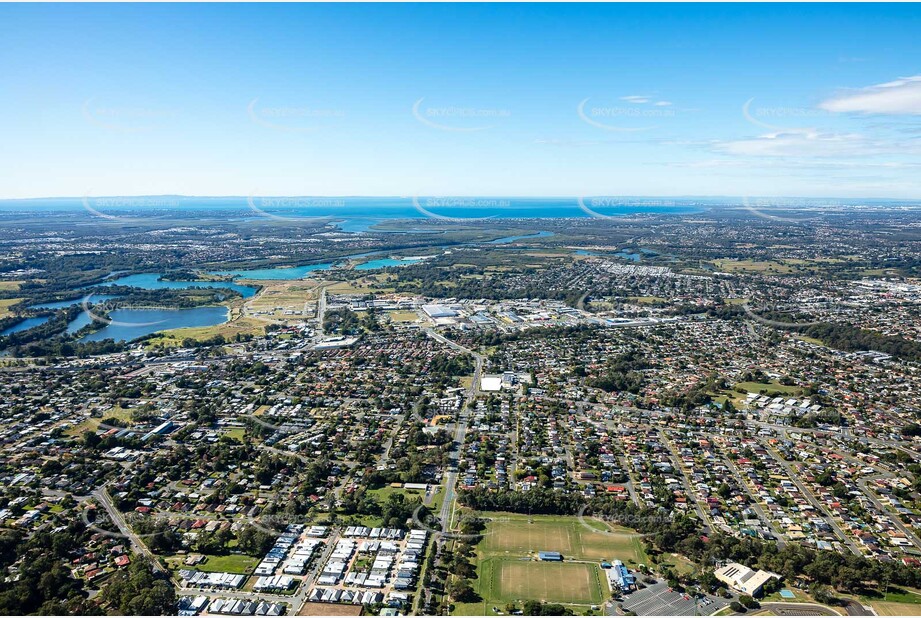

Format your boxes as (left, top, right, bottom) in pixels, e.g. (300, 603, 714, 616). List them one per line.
(75, 306, 230, 342)
(95, 273, 257, 298)
(354, 256, 427, 270)
(29, 294, 120, 310)
(210, 263, 334, 280)
(0, 316, 52, 336)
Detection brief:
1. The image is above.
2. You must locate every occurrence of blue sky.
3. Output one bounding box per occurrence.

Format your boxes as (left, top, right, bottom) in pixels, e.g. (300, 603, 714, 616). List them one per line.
(2, 3, 921, 199)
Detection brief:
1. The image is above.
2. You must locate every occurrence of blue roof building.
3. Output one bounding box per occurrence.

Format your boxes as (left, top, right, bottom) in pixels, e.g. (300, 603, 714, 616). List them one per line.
(613, 560, 635, 589)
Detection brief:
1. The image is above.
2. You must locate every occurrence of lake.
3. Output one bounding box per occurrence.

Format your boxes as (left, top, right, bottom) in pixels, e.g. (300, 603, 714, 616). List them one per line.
(96, 273, 257, 298)
(29, 294, 119, 310)
(355, 256, 427, 270)
(0, 316, 51, 336)
(211, 263, 334, 280)
(209, 250, 421, 279)
(76, 306, 230, 342)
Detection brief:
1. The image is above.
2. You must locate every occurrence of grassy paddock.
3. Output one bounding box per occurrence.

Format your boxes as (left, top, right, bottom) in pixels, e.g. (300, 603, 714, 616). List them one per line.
(478, 512, 647, 564)
(0, 298, 23, 318)
(146, 317, 265, 347)
(870, 601, 921, 616)
(494, 559, 601, 604)
(193, 553, 258, 574)
(451, 512, 648, 615)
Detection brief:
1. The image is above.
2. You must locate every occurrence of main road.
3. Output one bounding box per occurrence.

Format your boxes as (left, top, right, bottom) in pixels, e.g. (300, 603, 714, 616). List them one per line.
(424, 328, 484, 533)
(93, 486, 167, 575)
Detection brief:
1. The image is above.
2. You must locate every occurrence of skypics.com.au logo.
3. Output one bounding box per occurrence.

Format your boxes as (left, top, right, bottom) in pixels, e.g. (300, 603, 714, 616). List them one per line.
(412, 98, 511, 132)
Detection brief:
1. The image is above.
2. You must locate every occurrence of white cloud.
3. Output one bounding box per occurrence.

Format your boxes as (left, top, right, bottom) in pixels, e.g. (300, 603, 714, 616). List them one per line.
(819, 75, 921, 115)
(653, 101, 672, 107)
(670, 159, 746, 168)
(620, 95, 650, 103)
(674, 158, 921, 171)
(714, 130, 881, 158)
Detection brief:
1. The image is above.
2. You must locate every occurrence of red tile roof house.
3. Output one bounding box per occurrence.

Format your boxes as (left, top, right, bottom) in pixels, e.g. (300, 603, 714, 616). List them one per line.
(85, 568, 103, 581)
(114, 555, 131, 568)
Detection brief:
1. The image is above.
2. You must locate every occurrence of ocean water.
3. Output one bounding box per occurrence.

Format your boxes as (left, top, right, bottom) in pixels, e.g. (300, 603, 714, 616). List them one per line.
(0, 196, 705, 223)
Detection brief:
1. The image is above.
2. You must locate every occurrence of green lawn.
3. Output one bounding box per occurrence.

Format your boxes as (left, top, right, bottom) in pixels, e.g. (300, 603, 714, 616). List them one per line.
(450, 512, 649, 615)
(194, 553, 259, 574)
(734, 381, 802, 397)
(478, 512, 647, 564)
(860, 587, 921, 605)
(223, 428, 246, 441)
(366, 484, 443, 516)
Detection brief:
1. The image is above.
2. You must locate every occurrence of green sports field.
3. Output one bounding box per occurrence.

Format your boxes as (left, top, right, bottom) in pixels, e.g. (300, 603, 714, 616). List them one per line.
(451, 512, 649, 615)
(480, 512, 648, 564)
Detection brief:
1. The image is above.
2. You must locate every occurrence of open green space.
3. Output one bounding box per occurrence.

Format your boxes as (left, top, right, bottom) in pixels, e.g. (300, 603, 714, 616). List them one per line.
(860, 587, 921, 605)
(451, 512, 649, 615)
(479, 512, 647, 564)
(0, 298, 22, 318)
(734, 380, 801, 396)
(169, 553, 259, 574)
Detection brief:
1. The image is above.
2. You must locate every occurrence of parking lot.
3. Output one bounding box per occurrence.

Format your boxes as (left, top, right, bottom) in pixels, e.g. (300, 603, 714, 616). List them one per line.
(615, 581, 730, 616)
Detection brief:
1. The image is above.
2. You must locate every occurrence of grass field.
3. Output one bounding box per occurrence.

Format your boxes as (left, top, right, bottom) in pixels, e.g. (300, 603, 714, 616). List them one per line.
(454, 557, 605, 615)
(366, 484, 444, 519)
(244, 281, 320, 315)
(793, 334, 825, 346)
(711, 259, 796, 274)
(192, 553, 258, 574)
(223, 428, 246, 441)
(388, 310, 420, 323)
(146, 317, 265, 347)
(861, 586, 921, 608)
(493, 559, 600, 603)
(66, 405, 135, 436)
(734, 380, 802, 397)
(323, 275, 396, 294)
(869, 602, 921, 616)
(480, 512, 647, 564)
(451, 512, 647, 615)
(0, 281, 22, 291)
(627, 296, 667, 304)
(0, 298, 22, 318)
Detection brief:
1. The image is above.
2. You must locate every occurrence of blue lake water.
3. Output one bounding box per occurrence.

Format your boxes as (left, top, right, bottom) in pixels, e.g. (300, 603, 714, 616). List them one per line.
(30, 294, 119, 310)
(77, 306, 230, 342)
(614, 248, 659, 261)
(66, 310, 94, 334)
(0, 316, 51, 336)
(212, 263, 333, 280)
(355, 256, 427, 270)
(95, 273, 257, 298)
(574, 249, 597, 256)
(211, 250, 420, 279)
(615, 250, 642, 262)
